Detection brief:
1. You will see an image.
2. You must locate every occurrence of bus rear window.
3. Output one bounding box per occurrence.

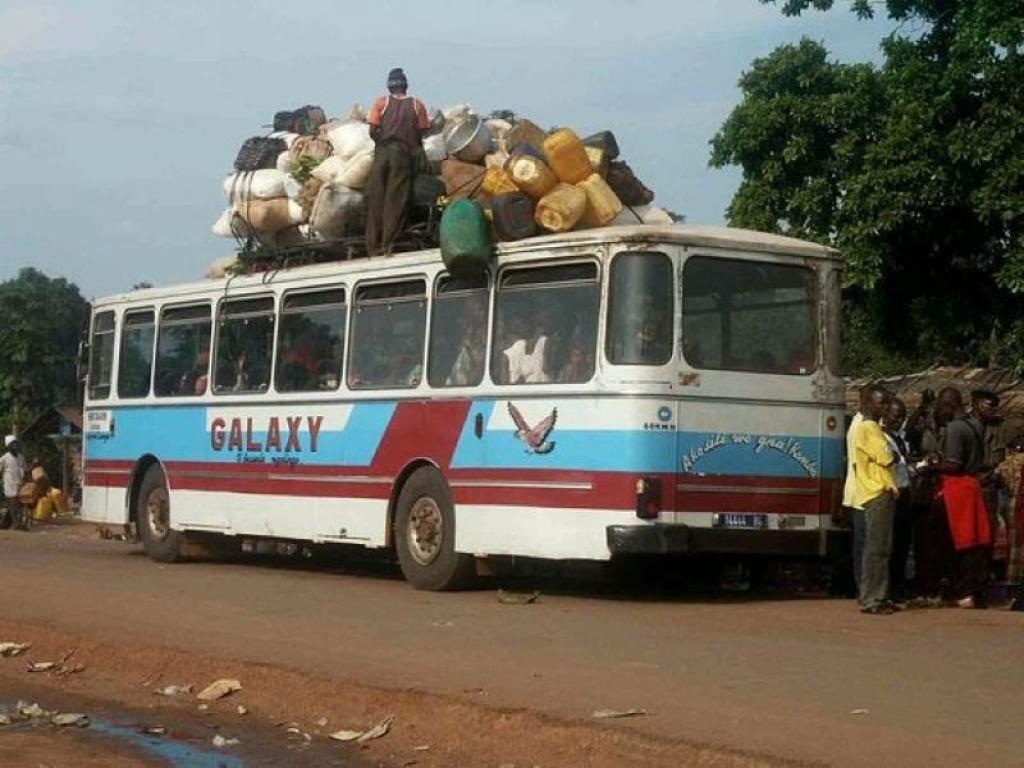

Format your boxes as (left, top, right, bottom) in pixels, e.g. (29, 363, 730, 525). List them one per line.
(682, 257, 817, 375)
(348, 280, 426, 389)
(492, 262, 599, 385)
(88, 311, 116, 400)
(117, 310, 155, 398)
(214, 297, 275, 394)
(276, 289, 346, 393)
(155, 305, 211, 397)
(606, 252, 673, 366)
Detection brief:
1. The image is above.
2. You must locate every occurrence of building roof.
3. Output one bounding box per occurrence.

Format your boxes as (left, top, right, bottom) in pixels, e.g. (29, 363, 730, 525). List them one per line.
(847, 366, 1024, 417)
(20, 405, 83, 439)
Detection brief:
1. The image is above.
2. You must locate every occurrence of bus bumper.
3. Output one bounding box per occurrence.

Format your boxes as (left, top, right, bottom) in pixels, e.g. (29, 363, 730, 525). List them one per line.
(606, 524, 848, 558)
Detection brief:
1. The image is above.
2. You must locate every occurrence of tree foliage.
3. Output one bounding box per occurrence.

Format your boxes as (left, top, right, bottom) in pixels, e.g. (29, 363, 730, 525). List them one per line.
(712, 1, 1024, 375)
(0, 268, 89, 431)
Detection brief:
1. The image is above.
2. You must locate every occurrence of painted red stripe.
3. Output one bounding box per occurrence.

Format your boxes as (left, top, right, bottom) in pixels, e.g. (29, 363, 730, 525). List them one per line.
(369, 400, 473, 472)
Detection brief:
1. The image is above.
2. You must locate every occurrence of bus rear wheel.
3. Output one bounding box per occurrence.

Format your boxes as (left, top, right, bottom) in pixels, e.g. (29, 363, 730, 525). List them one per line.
(137, 464, 184, 563)
(394, 467, 475, 591)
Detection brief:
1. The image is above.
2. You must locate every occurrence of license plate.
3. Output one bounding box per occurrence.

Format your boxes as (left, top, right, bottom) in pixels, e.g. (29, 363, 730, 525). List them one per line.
(714, 513, 768, 529)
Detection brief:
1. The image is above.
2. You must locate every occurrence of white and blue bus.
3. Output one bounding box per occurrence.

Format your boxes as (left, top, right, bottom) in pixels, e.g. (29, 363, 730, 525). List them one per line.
(81, 224, 847, 590)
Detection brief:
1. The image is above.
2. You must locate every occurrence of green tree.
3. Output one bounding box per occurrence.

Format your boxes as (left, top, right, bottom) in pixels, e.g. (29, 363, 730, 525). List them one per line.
(0, 268, 90, 431)
(712, 1, 1024, 374)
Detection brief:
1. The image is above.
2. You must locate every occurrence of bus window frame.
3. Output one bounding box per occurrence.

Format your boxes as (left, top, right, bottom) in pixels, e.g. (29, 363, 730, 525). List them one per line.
(212, 294, 277, 397)
(87, 309, 117, 402)
(492, 257, 602, 387)
(680, 252, 820, 377)
(427, 271, 491, 390)
(154, 301, 213, 400)
(116, 306, 157, 400)
(347, 276, 429, 392)
(275, 285, 348, 395)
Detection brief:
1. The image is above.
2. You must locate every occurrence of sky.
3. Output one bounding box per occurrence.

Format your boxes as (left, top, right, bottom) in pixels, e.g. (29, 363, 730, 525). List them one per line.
(0, 0, 896, 299)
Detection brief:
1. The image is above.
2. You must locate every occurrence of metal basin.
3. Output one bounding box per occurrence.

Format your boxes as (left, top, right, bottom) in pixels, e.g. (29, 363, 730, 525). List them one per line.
(444, 116, 492, 163)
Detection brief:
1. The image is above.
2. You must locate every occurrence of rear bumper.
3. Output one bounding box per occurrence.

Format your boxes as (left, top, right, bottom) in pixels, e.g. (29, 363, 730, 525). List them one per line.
(606, 524, 848, 558)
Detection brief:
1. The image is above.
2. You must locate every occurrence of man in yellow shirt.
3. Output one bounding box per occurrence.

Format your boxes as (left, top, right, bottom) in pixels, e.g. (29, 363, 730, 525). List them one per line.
(853, 384, 899, 614)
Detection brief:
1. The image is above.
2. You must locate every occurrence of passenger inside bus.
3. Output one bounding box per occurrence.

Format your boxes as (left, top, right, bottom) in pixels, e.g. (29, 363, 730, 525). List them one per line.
(500, 308, 551, 384)
(446, 300, 486, 386)
(182, 344, 209, 396)
(556, 332, 594, 383)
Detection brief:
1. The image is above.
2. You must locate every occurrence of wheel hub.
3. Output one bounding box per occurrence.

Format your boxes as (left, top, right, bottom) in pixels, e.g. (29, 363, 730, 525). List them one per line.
(146, 487, 170, 540)
(407, 497, 443, 566)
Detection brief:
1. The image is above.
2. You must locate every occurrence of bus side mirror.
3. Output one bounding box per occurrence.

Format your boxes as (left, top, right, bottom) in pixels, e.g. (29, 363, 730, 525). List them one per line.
(77, 337, 90, 384)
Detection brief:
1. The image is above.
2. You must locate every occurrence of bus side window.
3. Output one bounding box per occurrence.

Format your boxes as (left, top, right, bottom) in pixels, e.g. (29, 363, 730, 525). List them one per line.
(117, 309, 155, 398)
(276, 289, 346, 393)
(214, 297, 275, 395)
(606, 252, 673, 366)
(428, 274, 488, 389)
(87, 311, 116, 400)
(154, 305, 212, 398)
(491, 262, 600, 385)
(348, 280, 427, 390)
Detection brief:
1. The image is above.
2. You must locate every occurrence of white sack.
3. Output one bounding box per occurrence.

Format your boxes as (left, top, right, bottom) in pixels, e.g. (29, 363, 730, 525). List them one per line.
(267, 131, 299, 148)
(205, 255, 238, 279)
(222, 169, 287, 203)
(327, 121, 374, 160)
(211, 208, 252, 238)
(283, 174, 303, 201)
(335, 150, 374, 189)
(442, 103, 474, 122)
(275, 151, 293, 174)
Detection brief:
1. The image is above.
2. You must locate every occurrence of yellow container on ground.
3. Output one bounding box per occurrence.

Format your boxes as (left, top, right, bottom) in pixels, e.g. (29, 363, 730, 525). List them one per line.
(535, 183, 587, 232)
(543, 129, 593, 184)
(481, 167, 519, 198)
(506, 155, 558, 200)
(578, 173, 624, 227)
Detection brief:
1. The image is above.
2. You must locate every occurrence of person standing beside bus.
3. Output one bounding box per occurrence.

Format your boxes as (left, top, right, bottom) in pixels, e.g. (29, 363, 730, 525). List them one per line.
(843, 386, 868, 593)
(852, 385, 899, 614)
(882, 396, 914, 602)
(365, 68, 431, 257)
(0, 435, 27, 531)
(933, 387, 992, 609)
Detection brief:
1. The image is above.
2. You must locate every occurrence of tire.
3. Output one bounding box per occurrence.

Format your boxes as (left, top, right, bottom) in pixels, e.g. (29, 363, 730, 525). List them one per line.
(394, 467, 475, 591)
(136, 464, 184, 562)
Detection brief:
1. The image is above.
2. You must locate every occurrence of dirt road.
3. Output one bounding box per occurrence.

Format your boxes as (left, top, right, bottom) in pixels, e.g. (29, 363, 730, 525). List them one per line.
(0, 524, 1021, 767)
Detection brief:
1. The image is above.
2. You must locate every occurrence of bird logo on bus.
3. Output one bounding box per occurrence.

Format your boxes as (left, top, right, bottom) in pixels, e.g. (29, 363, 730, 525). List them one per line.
(508, 403, 558, 455)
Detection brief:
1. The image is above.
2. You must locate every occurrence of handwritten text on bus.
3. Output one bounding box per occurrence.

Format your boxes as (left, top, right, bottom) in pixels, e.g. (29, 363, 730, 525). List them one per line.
(681, 432, 818, 477)
(210, 416, 324, 453)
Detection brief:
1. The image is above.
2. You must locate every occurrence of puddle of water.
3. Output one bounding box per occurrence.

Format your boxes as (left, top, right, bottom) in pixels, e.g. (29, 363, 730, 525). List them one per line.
(2, 702, 245, 768)
(91, 719, 246, 768)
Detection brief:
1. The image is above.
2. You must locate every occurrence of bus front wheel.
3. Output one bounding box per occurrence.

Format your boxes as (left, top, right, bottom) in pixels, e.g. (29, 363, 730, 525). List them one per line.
(137, 464, 183, 563)
(394, 467, 474, 591)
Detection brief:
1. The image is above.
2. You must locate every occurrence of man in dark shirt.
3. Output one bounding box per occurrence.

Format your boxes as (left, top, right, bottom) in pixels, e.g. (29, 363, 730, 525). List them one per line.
(365, 68, 431, 257)
(934, 387, 992, 608)
(971, 389, 1008, 541)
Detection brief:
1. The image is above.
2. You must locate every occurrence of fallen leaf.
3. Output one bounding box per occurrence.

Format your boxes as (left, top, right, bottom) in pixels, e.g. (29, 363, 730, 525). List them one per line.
(198, 704, 209, 712)
(19, 703, 48, 718)
(142, 726, 167, 736)
(212, 734, 240, 748)
(0, 714, 10, 725)
(237, 705, 248, 716)
(850, 709, 870, 716)
(591, 708, 651, 720)
(497, 589, 540, 605)
(315, 716, 328, 727)
(197, 679, 242, 701)
(357, 715, 394, 743)
(0, 642, 31, 657)
(153, 684, 193, 697)
(413, 744, 430, 751)
(329, 729, 363, 742)
(52, 713, 89, 727)
(28, 662, 57, 673)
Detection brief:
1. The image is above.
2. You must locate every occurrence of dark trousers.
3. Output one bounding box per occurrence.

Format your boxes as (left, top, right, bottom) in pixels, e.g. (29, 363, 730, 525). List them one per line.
(954, 546, 991, 600)
(860, 494, 896, 608)
(365, 141, 413, 256)
(3, 496, 23, 530)
(851, 508, 866, 593)
(913, 499, 954, 597)
(889, 492, 915, 599)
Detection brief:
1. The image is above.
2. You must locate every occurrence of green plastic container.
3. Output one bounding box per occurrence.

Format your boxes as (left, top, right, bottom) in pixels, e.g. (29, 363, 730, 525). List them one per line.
(440, 198, 494, 275)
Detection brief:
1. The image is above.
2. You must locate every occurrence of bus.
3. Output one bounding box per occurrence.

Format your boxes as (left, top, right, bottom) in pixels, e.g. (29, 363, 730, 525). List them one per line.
(81, 224, 847, 590)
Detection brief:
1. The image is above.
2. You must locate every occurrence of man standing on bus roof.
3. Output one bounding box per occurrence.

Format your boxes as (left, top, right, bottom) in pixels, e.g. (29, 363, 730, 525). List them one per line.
(365, 68, 431, 258)
(852, 384, 899, 615)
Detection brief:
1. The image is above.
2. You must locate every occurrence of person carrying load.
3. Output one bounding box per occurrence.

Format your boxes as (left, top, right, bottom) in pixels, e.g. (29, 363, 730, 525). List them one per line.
(365, 68, 431, 257)
(0, 435, 26, 531)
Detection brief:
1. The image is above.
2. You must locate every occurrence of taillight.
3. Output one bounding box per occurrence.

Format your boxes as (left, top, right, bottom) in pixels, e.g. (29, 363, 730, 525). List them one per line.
(635, 477, 661, 520)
